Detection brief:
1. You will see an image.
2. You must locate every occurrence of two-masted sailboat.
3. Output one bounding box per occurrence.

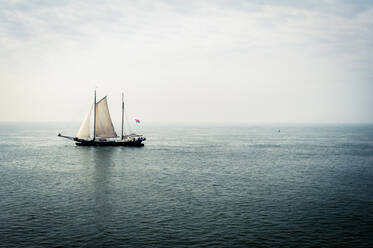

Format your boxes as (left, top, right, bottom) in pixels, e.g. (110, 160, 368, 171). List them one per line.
(58, 91, 146, 146)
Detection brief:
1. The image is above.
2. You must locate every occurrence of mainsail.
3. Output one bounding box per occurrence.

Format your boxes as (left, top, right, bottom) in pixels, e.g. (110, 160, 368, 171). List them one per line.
(95, 96, 117, 138)
(76, 104, 92, 139)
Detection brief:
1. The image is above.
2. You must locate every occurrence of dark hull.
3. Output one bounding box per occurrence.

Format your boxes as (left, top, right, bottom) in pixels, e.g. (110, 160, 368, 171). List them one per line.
(58, 134, 145, 147)
(75, 139, 144, 147)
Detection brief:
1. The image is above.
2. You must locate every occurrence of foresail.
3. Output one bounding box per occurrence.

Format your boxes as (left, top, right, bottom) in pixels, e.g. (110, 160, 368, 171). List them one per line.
(95, 96, 117, 138)
(76, 104, 92, 139)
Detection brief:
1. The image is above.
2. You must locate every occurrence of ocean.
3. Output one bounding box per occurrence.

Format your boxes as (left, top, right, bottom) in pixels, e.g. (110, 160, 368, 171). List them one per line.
(0, 123, 372, 247)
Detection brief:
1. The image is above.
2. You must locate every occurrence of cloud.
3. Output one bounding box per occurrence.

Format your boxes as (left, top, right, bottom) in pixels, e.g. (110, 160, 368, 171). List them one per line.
(0, 0, 372, 122)
(1, 0, 372, 55)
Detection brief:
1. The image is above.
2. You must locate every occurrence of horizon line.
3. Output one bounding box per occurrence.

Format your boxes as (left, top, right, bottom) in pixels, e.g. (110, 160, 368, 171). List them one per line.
(0, 120, 372, 125)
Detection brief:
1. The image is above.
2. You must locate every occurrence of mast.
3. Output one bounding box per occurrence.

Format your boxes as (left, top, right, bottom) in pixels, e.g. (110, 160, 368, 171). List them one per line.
(121, 92, 124, 140)
(93, 90, 96, 141)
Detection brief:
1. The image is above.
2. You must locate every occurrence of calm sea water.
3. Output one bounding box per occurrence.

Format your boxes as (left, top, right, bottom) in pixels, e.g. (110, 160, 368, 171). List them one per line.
(0, 123, 372, 247)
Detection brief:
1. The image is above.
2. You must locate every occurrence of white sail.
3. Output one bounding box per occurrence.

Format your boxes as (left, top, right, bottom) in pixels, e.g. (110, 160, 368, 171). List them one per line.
(95, 96, 117, 138)
(76, 104, 92, 139)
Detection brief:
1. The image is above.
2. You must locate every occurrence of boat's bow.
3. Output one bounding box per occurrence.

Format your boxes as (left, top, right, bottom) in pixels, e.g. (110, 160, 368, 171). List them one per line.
(57, 133, 76, 141)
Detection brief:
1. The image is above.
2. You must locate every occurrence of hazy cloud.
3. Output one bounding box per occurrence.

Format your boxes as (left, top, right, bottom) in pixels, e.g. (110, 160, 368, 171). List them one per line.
(0, 0, 372, 123)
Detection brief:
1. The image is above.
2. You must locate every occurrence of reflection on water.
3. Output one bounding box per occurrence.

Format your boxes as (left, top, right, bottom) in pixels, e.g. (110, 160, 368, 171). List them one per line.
(75, 147, 117, 238)
(92, 148, 115, 234)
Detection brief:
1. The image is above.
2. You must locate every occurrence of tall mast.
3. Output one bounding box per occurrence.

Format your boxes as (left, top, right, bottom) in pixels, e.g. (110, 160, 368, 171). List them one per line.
(93, 90, 96, 141)
(121, 92, 124, 140)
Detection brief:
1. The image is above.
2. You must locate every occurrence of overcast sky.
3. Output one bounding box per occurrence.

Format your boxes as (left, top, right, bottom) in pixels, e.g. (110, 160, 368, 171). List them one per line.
(0, 0, 372, 124)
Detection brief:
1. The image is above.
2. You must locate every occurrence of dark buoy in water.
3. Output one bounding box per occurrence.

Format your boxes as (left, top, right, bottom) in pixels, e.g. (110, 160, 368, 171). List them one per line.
(278, 129, 280, 133)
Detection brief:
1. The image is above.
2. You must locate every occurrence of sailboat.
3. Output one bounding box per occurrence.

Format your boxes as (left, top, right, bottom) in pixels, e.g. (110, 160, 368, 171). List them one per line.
(58, 90, 146, 146)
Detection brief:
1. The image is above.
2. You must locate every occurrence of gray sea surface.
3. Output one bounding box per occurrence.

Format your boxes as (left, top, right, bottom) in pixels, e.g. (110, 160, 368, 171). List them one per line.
(0, 123, 373, 247)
